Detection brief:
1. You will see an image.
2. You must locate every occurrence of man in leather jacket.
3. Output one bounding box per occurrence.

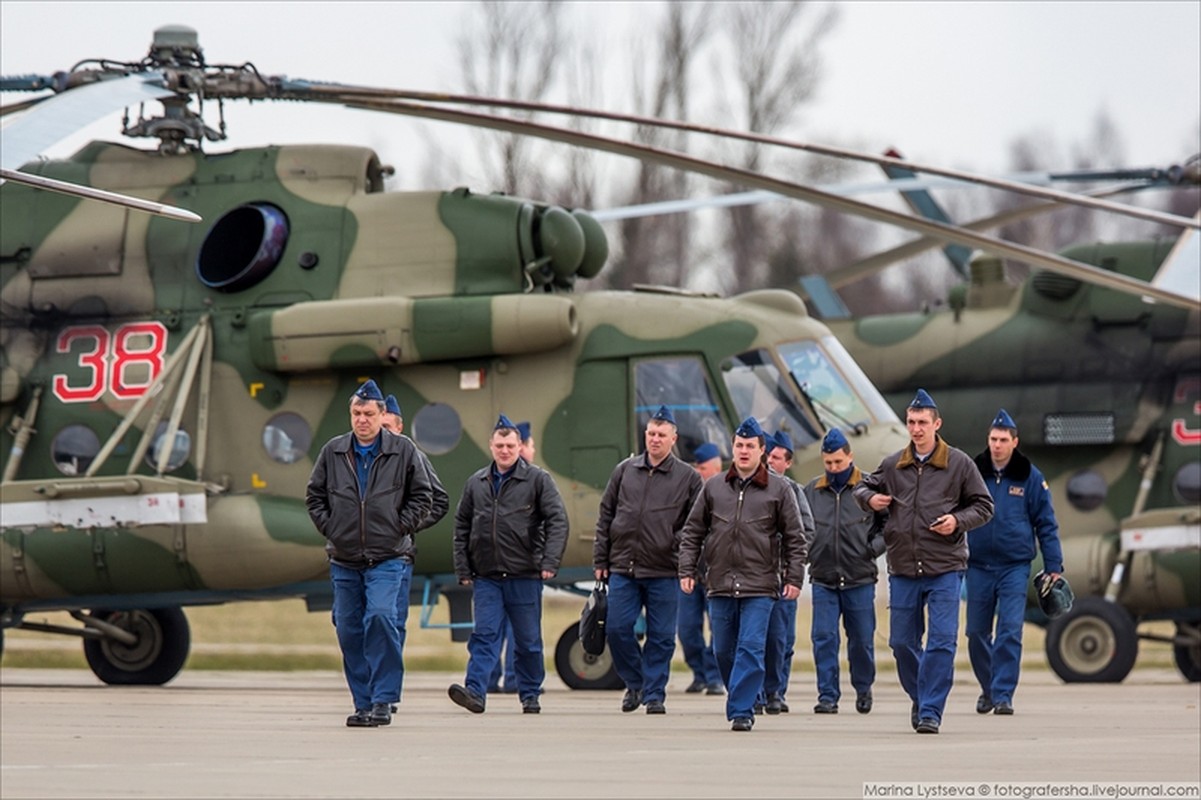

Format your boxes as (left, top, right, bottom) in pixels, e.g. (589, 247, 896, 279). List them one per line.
(679, 417, 807, 732)
(803, 428, 885, 716)
(594, 405, 703, 715)
(447, 415, 568, 715)
(306, 380, 436, 728)
(854, 389, 993, 735)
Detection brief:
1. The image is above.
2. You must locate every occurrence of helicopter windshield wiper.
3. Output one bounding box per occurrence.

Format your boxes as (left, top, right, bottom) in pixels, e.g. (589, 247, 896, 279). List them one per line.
(791, 373, 868, 437)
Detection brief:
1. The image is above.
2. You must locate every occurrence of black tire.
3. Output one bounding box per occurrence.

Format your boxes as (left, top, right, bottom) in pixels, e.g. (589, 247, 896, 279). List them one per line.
(82, 608, 190, 685)
(1173, 623, 1201, 682)
(553, 624, 624, 690)
(1046, 596, 1138, 683)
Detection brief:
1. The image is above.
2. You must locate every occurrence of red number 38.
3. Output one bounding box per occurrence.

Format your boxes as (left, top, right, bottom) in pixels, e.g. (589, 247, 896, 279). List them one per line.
(52, 322, 169, 403)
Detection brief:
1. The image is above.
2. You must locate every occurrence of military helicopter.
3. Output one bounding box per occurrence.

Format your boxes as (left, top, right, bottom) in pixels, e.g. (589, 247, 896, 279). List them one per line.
(819, 166, 1200, 684)
(1, 26, 1196, 690)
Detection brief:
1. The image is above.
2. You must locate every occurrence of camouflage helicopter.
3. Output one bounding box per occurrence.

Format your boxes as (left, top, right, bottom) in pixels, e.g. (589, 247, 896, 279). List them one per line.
(1, 26, 1197, 690)
(817, 167, 1201, 684)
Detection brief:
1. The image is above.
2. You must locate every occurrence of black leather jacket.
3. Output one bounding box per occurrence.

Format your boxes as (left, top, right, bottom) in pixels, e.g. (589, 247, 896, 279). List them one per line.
(594, 452, 703, 579)
(305, 430, 436, 568)
(453, 459, 569, 580)
(803, 466, 885, 589)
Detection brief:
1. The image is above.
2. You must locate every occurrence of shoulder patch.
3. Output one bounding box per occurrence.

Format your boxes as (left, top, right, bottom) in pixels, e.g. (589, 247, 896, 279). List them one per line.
(1041, 480, 1050, 491)
(1008, 486, 1025, 497)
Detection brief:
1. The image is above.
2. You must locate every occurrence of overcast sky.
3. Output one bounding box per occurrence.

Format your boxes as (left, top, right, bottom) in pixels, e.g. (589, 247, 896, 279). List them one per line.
(2, 1, 1198, 191)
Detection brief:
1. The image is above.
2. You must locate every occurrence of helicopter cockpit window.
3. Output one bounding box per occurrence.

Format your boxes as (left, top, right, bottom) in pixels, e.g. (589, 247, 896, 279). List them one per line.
(144, 422, 191, 473)
(777, 338, 898, 432)
(262, 412, 313, 465)
(719, 349, 819, 449)
(633, 357, 729, 462)
(51, 424, 100, 476)
(411, 403, 462, 456)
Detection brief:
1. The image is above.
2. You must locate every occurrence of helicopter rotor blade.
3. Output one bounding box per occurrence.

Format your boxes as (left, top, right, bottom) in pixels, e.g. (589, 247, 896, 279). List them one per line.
(0, 72, 173, 170)
(328, 95, 1198, 311)
(0, 167, 201, 223)
(285, 83, 1200, 231)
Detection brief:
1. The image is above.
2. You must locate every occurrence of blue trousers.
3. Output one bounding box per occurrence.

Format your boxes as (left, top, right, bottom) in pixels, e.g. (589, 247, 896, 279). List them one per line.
(709, 595, 774, 721)
(965, 562, 1031, 704)
(464, 577, 545, 703)
(488, 618, 517, 692)
(606, 573, 679, 704)
(330, 559, 409, 711)
(811, 583, 876, 704)
(888, 571, 963, 723)
(677, 583, 721, 686)
(762, 597, 797, 699)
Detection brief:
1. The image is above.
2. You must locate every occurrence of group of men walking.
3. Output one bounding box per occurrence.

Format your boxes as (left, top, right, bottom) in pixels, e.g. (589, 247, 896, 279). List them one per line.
(306, 381, 1063, 734)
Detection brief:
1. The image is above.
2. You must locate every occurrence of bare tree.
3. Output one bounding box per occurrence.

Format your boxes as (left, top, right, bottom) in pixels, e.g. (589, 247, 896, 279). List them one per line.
(713, 1, 839, 293)
(455, 1, 566, 197)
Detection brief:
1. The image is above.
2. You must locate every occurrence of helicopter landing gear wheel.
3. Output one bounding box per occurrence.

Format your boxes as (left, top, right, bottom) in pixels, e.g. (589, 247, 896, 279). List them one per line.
(1173, 622, 1201, 682)
(553, 624, 623, 690)
(1045, 596, 1138, 683)
(82, 608, 190, 685)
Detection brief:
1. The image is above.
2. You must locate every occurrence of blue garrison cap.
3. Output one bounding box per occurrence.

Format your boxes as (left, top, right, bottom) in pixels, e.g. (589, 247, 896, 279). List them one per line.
(770, 430, 794, 455)
(991, 408, 1018, 432)
(734, 416, 764, 441)
(649, 405, 677, 425)
(822, 428, 849, 453)
(909, 388, 937, 410)
(353, 379, 384, 402)
(516, 421, 532, 442)
(694, 442, 721, 463)
(384, 394, 402, 417)
(494, 414, 519, 432)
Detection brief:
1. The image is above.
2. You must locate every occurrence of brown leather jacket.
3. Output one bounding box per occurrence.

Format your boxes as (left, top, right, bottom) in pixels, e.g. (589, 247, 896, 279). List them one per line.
(678, 463, 807, 597)
(853, 436, 993, 578)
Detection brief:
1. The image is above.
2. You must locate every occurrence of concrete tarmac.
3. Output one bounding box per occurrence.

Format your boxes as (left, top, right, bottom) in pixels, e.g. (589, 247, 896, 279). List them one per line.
(1, 667, 1198, 799)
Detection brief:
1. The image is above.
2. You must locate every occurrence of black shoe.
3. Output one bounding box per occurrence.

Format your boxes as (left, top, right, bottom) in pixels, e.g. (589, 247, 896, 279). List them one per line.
(855, 692, 873, 714)
(753, 702, 765, 715)
(765, 694, 784, 715)
(993, 701, 1014, 715)
(621, 688, 643, 713)
(685, 678, 706, 693)
(813, 700, 839, 714)
(911, 701, 919, 730)
(370, 702, 392, 726)
(915, 718, 940, 734)
(521, 697, 541, 714)
(731, 717, 754, 732)
(976, 694, 995, 714)
(645, 700, 666, 714)
(448, 683, 486, 714)
(346, 708, 377, 728)
(705, 683, 725, 696)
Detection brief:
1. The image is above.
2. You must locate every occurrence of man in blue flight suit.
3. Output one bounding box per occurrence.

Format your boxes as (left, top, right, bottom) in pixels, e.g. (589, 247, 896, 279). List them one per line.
(967, 409, 1064, 716)
(680, 417, 807, 732)
(760, 430, 814, 715)
(306, 380, 435, 727)
(595, 405, 703, 714)
(448, 415, 569, 714)
(854, 389, 993, 734)
(677, 443, 725, 696)
(803, 428, 885, 715)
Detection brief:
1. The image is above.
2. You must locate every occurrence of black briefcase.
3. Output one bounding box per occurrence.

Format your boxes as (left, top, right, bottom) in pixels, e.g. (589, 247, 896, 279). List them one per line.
(578, 580, 608, 655)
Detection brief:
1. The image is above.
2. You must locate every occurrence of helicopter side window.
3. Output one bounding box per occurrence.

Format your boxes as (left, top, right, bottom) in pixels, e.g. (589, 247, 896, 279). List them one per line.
(51, 424, 101, 476)
(144, 422, 191, 473)
(1066, 469, 1108, 512)
(633, 357, 729, 462)
(262, 412, 313, 465)
(720, 349, 819, 448)
(411, 403, 462, 456)
(1174, 462, 1201, 505)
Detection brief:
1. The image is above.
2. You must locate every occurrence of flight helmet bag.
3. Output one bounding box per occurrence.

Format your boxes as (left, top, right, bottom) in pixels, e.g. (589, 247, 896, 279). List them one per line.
(578, 580, 608, 655)
(1034, 570, 1075, 619)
